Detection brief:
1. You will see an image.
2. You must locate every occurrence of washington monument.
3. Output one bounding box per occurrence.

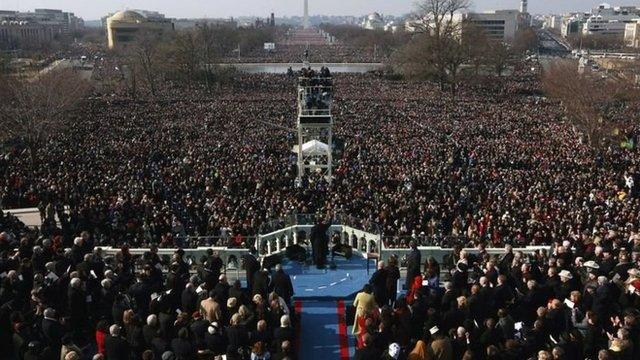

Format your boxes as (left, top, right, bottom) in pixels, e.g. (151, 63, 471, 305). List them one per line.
(303, 0, 310, 29)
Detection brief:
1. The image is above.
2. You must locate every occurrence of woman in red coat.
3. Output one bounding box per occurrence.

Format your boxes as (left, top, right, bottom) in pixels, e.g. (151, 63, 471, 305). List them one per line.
(406, 274, 423, 305)
(95, 320, 109, 355)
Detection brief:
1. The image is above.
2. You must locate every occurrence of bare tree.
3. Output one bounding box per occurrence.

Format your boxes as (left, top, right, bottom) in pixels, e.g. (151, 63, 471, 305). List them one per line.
(134, 30, 164, 98)
(0, 69, 89, 162)
(486, 40, 511, 76)
(461, 22, 490, 76)
(398, 0, 470, 92)
(542, 60, 639, 148)
(415, 0, 470, 39)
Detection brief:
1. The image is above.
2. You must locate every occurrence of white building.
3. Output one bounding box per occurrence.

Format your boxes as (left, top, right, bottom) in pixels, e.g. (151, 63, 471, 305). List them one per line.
(624, 21, 640, 47)
(582, 3, 640, 36)
(0, 8, 83, 35)
(361, 12, 384, 30)
(543, 15, 563, 31)
(466, 10, 521, 42)
(404, 9, 522, 43)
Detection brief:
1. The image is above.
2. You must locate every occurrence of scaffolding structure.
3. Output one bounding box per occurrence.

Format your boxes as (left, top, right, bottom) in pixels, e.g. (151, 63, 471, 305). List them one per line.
(296, 74, 333, 185)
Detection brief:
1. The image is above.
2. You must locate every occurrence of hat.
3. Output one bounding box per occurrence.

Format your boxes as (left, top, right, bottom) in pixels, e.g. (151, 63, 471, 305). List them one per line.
(388, 343, 401, 359)
(583, 261, 600, 269)
(207, 325, 217, 335)
(559, 270, 573, 279)
(161, 351, 175, 360)
(456, 261, 468, 272)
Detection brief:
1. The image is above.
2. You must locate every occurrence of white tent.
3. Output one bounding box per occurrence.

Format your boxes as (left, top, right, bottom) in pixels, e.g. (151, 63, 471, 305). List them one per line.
(292, 140, 329, 156)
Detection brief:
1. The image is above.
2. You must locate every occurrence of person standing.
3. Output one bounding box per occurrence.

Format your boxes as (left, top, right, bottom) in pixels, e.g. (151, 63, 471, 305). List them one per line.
(242, 250, 260, 293)
(311, 221, 329, 269)
(406, 241, 421, 291)
(386, 256, 401, 306)
(369, 261, 388, 307)
(269, 264, 294, 306)
(352, 284, 377, 335)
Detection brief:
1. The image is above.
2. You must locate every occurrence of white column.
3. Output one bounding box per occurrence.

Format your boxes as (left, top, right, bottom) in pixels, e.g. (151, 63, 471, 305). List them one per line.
(303, 0, 309, 29)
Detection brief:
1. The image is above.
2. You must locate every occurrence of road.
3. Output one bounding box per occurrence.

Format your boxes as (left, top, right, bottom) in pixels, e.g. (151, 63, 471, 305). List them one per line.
(538, 29, 571, 56)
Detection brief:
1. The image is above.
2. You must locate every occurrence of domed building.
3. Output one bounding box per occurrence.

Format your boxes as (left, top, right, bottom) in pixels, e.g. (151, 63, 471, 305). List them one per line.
(106, 10, 174, 50)
(361, 12, 385, 30)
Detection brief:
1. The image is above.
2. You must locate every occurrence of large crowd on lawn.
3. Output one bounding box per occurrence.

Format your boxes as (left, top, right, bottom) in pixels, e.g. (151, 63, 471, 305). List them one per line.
(220, 45, 388, 64)
(2, 63, 639, 251)
(1, 56, 640, 359)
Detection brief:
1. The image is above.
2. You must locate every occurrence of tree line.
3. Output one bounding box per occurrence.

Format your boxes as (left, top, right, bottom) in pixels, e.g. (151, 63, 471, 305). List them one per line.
(111, 24, 282, 98)
(393, 0, 538, 97)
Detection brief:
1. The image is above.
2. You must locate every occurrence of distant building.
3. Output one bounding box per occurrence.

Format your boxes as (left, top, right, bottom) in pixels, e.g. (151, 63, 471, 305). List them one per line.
(581, 3, 640, 36)
(465, 10, 522, 42)
(624, 21, 640, 47)
(106, 10, 174, 50)
(102, 9, 167, 28)
(0, 8, 82, 49)
(404, 9, 525, 43)
(543, 15, 563, 31)
(173, 18, 237, 30)
(362, 13, 384, 30)
(561, 13, 589, 37)
(0, 21, 59, 49)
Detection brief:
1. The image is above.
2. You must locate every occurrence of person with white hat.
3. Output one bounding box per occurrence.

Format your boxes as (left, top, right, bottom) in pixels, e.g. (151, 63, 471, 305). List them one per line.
(557, 270, 577, 301)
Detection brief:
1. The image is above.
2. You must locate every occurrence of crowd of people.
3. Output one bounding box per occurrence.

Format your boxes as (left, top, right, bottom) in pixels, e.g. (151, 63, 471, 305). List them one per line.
(0, 45, 640, 359)
(2, 62, 640, 251)
(0, 235, 297, 360)
(355, 240, 640, 360)
(297, 66, 333, 114)
(220, 45, 387, 64)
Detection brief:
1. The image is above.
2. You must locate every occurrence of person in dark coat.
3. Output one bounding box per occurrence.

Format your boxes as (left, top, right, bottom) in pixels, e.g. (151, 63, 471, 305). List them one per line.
(369, 261, 388, 307)
(67, 278, 88, 340)
(269, 264, 294, 306)
(272, 315, 295, 351)
(204, 323, 226, 355)
(385, 256, 401, 306)
(129, 273, 152, 317)
(242, 252, 260, 293)
(252, 269, 270, 300)
(214, 275, 231, 306)
(170, 328, 195, 360)
(405, 241, 421, 291)
(226, 314, 250, 360)
(41, 308, 63, 355)
(104, 325, 130, 360)
(180, 283, 198, 314)
(310, 221, 329, 269)
(189, 312, 209, 346)
(229, 280, 249, 307)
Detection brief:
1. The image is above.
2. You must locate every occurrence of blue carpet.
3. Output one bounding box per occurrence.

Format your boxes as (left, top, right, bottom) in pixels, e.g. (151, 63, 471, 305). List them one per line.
(298, 300, 343, 360)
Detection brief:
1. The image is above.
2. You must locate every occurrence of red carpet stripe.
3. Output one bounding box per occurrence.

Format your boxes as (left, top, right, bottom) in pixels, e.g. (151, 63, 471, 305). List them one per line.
(294, 300, 302, 357)
(336, 299, 349, 360)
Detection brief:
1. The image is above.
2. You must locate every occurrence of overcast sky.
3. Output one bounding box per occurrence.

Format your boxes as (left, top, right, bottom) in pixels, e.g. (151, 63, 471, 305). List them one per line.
(0, 0, 638, 20)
